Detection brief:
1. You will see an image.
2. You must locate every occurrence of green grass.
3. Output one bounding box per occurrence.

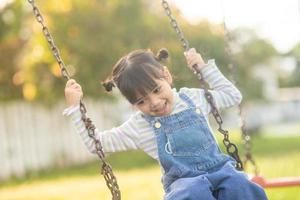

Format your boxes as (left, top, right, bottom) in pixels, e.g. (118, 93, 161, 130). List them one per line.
(0, 150, 157, 187)
(1, 134, 300, 200)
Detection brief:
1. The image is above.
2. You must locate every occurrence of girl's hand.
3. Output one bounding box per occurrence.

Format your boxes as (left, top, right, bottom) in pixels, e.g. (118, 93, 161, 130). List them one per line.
(184, 48, 205, 72)
(65, 79, 83, 107)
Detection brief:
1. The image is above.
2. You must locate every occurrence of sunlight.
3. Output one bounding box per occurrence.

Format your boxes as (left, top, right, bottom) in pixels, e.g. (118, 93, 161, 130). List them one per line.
(0, 0, 12, 10)
(172, 0, 300, 52)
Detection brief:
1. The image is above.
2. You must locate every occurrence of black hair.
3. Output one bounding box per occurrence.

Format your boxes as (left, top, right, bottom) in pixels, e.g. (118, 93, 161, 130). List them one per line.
(102, 48, 169, 104)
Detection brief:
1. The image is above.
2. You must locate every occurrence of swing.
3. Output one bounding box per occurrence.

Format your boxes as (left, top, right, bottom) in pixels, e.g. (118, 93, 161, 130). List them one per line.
(219, 0, 300, 188)
(28, 1, 298, 200)
(242, 125, 300, 188)
(161, 0, 244, 170)
(241, 121, 300, 188)
(27, 1, 121, 199)
(28, 0, 245, 199)
(251, 175, 300, 188)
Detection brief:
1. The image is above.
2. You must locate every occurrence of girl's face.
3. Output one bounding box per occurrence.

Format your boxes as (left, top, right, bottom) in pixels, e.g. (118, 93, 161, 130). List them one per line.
(134, 69, 173, 117)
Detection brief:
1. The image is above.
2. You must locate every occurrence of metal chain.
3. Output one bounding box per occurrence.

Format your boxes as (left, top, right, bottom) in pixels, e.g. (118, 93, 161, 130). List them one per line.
(161, 0, 243, 170)
(221, 16, 259, 174)
(161, 0, 189, 51)
(239, 104, 259, 175)
(27, 0, 121, 199)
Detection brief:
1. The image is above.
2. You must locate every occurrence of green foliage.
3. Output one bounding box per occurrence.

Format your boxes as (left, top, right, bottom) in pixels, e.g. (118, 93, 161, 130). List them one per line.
(0, 0, 280, 103)
(229, 28, 277, 99)
(2, 135, 300, 200)
(282, 43, 300, 87)
(2, 135, 300, 186)
(0, 0, 26, 101)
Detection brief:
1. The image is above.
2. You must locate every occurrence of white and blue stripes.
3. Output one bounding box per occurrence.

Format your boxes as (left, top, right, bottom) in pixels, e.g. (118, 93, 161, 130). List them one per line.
(63, 60, 242, 161)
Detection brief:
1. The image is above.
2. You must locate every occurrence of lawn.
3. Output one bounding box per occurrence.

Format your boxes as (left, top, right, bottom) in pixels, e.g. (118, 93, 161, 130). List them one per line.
(1, 134, 300, 200)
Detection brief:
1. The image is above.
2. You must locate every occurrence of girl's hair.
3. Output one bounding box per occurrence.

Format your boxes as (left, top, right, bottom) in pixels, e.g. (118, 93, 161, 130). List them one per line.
(102, 48, 169, 104)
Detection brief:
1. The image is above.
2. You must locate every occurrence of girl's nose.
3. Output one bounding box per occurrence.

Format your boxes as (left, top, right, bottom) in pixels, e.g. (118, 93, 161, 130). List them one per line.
(149, 95, 160, 109)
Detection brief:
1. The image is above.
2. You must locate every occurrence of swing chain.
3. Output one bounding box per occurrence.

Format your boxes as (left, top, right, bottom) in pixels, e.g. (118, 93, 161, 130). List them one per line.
(161, 0, 244, 171)
(79, 102, 121, 199)
(27, 0, 70, 80)
(161, 0, 189, 51)
(221, 16, 258, 174)
(203, 79, 243, 171)
(27, 1, 121, 199)
(239, 105, 259, 175)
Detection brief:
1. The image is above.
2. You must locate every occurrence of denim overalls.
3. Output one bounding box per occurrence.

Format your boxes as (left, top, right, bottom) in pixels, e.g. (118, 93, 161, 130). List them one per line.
(143, 93, 268, 200)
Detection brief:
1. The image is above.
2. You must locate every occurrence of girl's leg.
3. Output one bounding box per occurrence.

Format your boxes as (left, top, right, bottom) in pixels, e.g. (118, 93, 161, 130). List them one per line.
(164, 175, 216, 200)
(207, 163, 268, 200)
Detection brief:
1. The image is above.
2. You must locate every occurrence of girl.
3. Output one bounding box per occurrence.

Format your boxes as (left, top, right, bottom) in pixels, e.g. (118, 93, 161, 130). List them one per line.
(64, 48, 268, 200)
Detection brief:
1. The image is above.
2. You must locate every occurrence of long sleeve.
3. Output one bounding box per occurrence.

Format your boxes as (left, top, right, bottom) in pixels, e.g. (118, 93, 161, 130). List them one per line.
(63, 105, 141, 155)
(180, 59, 242, 115)
(63, 59, 242, 159)
(204, 59, 242, 109)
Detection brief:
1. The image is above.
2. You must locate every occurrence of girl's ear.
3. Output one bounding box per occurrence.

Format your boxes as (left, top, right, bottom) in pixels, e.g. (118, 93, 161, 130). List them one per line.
(163, 66, 173, 84)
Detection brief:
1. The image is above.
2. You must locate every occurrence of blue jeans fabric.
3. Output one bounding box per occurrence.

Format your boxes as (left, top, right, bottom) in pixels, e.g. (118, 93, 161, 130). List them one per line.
(143, 93, 268, 200)
(165, 162, 268, 200)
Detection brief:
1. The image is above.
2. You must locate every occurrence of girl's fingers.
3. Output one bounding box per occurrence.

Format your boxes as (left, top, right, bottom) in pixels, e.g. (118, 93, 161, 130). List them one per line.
(185, 48, 204, 70)
(187, 55, 197, 66)
(66, 80, 82, 90)
(189, 48, 196, 53)
(66, 79, 76, 86)
(184, 48, 195, 56)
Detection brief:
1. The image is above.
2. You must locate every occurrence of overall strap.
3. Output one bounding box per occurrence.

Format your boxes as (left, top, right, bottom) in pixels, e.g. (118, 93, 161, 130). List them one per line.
(179, 92, 196, 108)
(141, 113, 152, 123)
(142, 92, 196, 123)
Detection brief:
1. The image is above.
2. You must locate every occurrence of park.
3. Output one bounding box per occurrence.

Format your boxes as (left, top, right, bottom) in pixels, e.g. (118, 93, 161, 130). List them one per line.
(1, 0, 300, 199)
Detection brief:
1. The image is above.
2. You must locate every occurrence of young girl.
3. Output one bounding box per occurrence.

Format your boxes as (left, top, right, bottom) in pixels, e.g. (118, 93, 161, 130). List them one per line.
(64, 48, 268, 200)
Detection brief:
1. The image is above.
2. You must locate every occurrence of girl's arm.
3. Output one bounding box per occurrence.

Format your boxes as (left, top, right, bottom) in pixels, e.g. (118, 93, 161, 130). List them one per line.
(64, 79, 140, 155)
(184, 49, 242, 114)
(63, 105, 140, 155)
(201, 60, 242, 111)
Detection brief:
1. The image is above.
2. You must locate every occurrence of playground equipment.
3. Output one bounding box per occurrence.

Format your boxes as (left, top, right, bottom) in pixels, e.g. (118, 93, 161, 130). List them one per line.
(219, 0, 300, 189)
(27, 0, 300, 199)
(27, 0, 121, 199)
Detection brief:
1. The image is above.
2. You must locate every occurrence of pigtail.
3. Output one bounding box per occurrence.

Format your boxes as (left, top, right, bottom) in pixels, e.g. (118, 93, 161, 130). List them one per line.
(101, 78, 115, 92)
(155, 48, 169, 61)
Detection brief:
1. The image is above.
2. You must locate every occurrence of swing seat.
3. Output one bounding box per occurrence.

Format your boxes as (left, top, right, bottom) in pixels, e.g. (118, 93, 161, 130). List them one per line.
(250, 175, 300, 188)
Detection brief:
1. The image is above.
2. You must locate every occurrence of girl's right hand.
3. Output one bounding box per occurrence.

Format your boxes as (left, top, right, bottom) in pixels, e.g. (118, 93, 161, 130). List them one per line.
(184, 48, 205, 72)
(65, 79, 83, 107)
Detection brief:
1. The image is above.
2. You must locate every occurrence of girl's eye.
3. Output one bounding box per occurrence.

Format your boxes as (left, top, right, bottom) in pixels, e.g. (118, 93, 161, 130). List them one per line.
(153, 86, 161, 94)
(137, 100, 144, 105)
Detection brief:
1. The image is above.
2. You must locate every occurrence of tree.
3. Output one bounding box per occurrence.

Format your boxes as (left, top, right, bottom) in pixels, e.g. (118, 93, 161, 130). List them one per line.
(0, 0, 27, 101)
(228, 28, 278, 100)
(282, 43, 300, 87)
(0, 0, 279, 104)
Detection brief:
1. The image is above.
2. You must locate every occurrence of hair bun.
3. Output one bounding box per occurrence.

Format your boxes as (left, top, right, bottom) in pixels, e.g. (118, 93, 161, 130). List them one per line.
(101, 79, 115, 92)
(156, 48, 169, 61)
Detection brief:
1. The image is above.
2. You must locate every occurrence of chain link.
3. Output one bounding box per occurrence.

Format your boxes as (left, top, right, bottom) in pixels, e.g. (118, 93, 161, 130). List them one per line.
(161, 0, 244, 171)
(27, 0, 70, 80)
(27, 1, 121, 199)
(161, 0, 189, 51)
(239, 104, 259, 174)
(221, 13, 258, 174)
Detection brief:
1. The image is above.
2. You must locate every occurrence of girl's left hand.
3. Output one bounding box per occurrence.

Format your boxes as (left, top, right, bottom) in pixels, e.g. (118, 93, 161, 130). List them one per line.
(184, 48, 205, 72)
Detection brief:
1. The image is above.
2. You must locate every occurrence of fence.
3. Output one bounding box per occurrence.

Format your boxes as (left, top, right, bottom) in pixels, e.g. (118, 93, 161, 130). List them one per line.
(1, 97, 299, 182)
(0, 98, 131, 182)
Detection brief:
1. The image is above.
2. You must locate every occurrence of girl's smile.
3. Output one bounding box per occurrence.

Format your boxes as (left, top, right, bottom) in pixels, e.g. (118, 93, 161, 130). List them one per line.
(150, 100, 168, 116)
(134, 78, 174, 117)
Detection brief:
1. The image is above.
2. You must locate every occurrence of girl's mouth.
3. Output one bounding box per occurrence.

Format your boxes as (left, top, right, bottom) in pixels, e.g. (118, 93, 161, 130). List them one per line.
(153, 101, 168, 115)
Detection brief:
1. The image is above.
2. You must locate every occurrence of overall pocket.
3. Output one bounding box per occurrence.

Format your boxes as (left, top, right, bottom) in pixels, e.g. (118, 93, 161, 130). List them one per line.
(166, 115, 214, 157)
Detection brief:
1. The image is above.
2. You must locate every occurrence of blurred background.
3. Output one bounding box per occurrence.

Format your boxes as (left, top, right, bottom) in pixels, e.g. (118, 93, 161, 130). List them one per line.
(0, 0, 300, 199)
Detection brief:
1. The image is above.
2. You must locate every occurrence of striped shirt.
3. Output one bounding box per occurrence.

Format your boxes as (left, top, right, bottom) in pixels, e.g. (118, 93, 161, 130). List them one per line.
(63, 60, 242, 161)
